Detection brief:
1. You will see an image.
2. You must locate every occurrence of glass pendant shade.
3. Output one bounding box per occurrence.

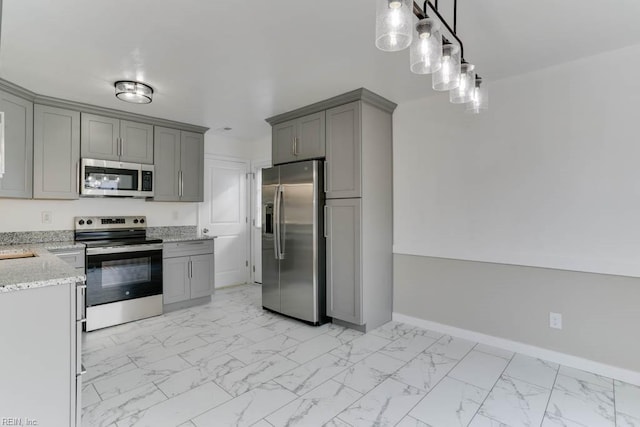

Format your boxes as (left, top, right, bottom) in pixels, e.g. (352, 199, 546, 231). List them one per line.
(432, 44, 461, 91)
(409, 18, 442, 74)
(375, 0, 413, 52)
(450, 63, 475, 103)
(466, 78, 489, 114)
(115, 81, 153, 104)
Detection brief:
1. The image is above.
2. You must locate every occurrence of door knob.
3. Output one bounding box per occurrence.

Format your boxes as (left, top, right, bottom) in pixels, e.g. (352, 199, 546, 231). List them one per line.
(202, 228, 209, 234)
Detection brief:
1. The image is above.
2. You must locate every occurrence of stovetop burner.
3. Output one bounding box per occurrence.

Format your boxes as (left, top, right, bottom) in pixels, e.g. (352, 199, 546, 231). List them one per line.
(74, 216, 161, 246)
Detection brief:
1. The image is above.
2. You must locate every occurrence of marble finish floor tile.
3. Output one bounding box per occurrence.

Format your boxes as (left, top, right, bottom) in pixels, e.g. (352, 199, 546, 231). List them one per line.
(338, 378, 426, 427)
(216, 354, 299, 397)
(545, 373, 615, 427)
(410, 376, 488, 427)
(504, 353, 559, 389)
(378, 334, 437, 362)
(333, 352, 407, 394)
(93, 355, 191, 400)
(478, 375, 552, 427)
(266, 380, 362, 427)
(615, 380, 640, 426)
(82, 284, 636, 427)
(274, 353, 351, 396)
(82, 383, 167, 427)
(329, 333, 391, 364)
(115, 381, 231, 427)
(192, 381, 297, 427)
(448, 350, 510, 391)
(392, 351, 459, 392)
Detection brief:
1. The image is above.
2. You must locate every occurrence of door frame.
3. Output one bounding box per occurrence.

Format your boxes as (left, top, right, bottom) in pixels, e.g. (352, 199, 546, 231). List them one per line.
(250, 158, 272, 284)
(198, 154, 252, 287)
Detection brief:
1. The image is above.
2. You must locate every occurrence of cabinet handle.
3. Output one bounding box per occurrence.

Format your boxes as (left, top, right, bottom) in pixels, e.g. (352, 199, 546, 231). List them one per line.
(324, 205, 328, 238)
(189, 260, 193, 278)
(295, 137, 299, 155)
(291, 137, 296, 156)
(323, 162, 327, 193)
(179, 171, 184, 197)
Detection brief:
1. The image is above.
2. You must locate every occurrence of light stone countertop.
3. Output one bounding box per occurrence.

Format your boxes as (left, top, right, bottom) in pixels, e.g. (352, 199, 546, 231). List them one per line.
(0, 244, 86, 293)
(159, 234, 216, 243)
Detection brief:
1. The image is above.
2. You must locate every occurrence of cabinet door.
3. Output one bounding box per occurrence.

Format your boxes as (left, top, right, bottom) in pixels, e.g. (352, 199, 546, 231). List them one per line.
(296, 111, 325, 160)
(33, 105, 80, 199)
(180, 131, 204, 202)
(120, 120, 154, 164)
(163, 257, 190, 304)
(152, 126, 181, 201)
(189, 253, 215, 299)
(81, 113, 120, 161)
(326, 198, 362, 324)
(326, 102, 361, 199)
(0, 90, 33, 198)
(272, 119, 296, 165)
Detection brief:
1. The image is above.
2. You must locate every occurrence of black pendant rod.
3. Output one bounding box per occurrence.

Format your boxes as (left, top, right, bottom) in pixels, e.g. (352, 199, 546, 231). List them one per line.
(415, 0, 465, 60)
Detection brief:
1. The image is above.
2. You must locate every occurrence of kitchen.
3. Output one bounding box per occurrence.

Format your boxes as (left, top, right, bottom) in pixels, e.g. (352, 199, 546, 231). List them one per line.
(2, 1, 640, 427)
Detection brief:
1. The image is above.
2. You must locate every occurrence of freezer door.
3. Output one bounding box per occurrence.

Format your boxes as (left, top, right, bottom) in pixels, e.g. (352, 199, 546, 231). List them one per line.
(279, 160, 321, 323)
(261, 166, 280, 312)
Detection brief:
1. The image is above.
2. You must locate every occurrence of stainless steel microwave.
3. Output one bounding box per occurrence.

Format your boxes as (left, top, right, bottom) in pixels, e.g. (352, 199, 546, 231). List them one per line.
(80, 158, 154, 198)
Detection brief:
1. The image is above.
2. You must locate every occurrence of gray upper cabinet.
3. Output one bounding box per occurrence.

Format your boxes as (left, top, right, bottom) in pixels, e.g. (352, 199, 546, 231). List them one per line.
(153, 127, 204, 202)
(326, 198, 362, 325)
(325, 101, 362, 199)
(33, 105, 80, 199)
(0, 89, 33, 199)
(81, 113, 153, 164)
(272, 112, 325, 165)
(180, 131, 204, 202)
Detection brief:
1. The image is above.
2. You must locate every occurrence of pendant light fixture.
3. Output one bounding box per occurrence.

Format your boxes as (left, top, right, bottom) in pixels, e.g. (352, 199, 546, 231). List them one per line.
(409, 18, 442, 74)
(376, 0, 488, 113)
(114, 81, 154, 104)
(450, 62, 475, 103)
(375, 0, 413, 52)
(466, 77, 488, 114)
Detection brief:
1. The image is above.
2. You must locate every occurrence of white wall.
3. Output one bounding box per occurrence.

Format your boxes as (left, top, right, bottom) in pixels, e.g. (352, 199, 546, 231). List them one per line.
(394, 43, 640, 277)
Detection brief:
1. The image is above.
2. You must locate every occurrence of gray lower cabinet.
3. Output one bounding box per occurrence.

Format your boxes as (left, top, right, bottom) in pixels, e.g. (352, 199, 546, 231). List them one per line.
(153, 126, 204, 202)
(0, 282, 81, 426)
(326, 198, 362, 324)
(81, 113, 154, 164)
(272, 111, 325, 165)
(0, 89, 33, 198)
(163, 240, 214, 306)
(33, 105, 81, 199)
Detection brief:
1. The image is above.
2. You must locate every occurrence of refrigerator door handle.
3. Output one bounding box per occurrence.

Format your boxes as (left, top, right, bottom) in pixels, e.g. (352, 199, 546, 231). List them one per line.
(324, 205, 328, 238)
(278, 185, 286, 259)
(273, 185, 280, 260)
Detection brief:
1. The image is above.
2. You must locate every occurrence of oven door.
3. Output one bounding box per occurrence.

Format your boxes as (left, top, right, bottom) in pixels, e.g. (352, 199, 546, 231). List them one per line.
(85, 244, 163, 306)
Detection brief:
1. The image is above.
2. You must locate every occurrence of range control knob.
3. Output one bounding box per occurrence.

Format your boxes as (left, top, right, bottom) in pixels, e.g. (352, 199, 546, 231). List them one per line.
(78, 219, 85, 225)
(133, 219, 139, 224)
(87, 219, 93, 225)
(140, 218, 145, 224)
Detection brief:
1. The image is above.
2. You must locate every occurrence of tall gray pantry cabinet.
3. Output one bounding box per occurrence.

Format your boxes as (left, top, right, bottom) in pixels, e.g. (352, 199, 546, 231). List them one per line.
(267, 89, 396, 332)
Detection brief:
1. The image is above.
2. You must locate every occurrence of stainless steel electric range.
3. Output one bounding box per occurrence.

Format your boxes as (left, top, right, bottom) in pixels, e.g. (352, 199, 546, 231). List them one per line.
(75, 216, 163, 331)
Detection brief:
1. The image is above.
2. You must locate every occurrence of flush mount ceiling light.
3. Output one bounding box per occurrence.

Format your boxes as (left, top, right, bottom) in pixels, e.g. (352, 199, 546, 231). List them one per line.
(376, 0, 488, 113)
(114, 81, 153, 104)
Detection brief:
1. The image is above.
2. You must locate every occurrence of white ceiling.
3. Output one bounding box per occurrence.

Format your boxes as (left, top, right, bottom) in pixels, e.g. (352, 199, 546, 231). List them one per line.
(2, 0, 640, 141)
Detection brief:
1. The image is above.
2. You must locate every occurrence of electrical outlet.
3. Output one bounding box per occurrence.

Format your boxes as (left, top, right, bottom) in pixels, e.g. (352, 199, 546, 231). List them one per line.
(41, 211, 52, 224)
(549, 312, 563, 330)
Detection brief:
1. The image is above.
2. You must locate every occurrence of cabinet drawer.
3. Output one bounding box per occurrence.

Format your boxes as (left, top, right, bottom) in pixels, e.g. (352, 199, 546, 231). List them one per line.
(163, 240, 214, 258)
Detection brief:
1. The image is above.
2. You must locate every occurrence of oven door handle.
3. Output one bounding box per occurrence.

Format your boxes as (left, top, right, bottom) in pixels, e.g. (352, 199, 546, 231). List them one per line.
(86, 243, 163, 255)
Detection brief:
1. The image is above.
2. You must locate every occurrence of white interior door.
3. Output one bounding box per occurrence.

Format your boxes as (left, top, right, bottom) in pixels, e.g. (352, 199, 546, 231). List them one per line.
(250, 160, 271, 284)
(199, 156, 250, 288)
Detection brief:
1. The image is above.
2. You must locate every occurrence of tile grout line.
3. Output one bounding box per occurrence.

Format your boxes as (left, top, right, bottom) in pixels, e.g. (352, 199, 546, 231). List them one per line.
(539, 361, 561, 426)
(463, 343, 516, 426)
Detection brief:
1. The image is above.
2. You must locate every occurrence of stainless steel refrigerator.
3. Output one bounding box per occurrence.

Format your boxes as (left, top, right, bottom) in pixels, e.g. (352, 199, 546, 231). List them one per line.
(262, 160, 326, 325)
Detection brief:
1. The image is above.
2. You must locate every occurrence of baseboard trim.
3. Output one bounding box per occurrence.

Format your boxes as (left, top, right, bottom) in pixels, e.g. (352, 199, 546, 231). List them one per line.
(393, 312, 640, 387)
